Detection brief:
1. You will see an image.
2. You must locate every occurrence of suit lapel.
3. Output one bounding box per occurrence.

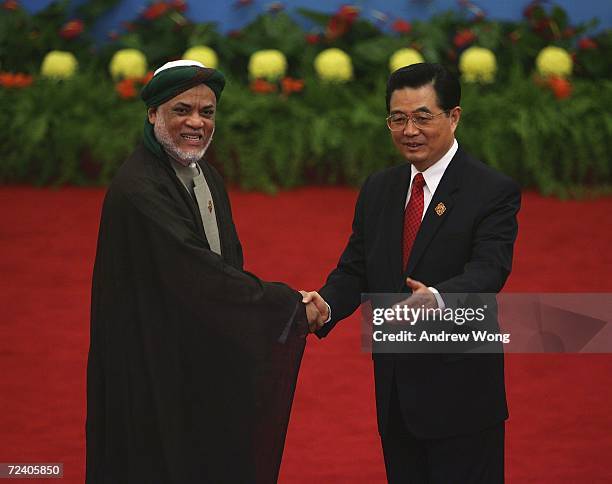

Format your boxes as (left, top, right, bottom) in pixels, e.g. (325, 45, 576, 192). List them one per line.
(403, 149, 465, 281)
(385, 164, 412, 291)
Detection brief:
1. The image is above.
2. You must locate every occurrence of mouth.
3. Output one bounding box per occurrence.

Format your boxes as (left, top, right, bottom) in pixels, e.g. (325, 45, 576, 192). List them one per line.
(180, 133, 203, 145)
(403, 142, 424, 150)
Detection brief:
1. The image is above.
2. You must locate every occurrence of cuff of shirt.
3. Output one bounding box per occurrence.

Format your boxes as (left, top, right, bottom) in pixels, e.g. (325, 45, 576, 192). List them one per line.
(324, 301, 332, 324)
(428, 287, 445, 309)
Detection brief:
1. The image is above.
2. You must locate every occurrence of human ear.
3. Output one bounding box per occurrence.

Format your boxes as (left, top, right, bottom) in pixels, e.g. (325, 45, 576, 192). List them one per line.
(449, 106, 462, 131)
(147, 107, 157, 124)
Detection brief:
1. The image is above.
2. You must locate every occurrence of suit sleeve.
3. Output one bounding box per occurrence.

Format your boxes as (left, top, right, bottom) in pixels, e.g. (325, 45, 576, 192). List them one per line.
(435, 177, 521, 295)
(316, 177, 371, 338)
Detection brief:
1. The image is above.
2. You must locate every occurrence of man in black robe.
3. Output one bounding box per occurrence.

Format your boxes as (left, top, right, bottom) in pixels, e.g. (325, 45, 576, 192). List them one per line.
(86, 60, 322, 483)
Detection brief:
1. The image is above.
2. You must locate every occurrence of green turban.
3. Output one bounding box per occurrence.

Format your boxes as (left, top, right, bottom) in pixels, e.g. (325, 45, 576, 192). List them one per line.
(141, 60, 226, 158)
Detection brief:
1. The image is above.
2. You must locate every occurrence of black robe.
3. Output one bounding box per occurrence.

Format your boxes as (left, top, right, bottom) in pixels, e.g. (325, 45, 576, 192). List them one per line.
(86, 144, 307, 484)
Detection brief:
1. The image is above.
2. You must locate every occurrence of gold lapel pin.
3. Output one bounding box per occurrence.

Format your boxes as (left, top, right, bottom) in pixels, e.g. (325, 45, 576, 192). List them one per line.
(208, 200, 213, 214)
(434, 202, 446, 216)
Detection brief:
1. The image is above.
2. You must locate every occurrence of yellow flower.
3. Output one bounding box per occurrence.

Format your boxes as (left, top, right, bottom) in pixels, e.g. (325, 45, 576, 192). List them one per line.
(40, 51, 78, 79)
(459, 46, 497, 83)
(109, 49, 147, 80)
(536, 46, 572, 78)
(183, 46, 218, 69)
(314, 48, 353, 82)
(389, 48, 424, 72)
(248, 50, 287, 81)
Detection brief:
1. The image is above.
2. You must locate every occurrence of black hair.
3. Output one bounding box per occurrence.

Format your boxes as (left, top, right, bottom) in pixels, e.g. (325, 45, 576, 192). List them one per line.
(385, 63, 461, 112)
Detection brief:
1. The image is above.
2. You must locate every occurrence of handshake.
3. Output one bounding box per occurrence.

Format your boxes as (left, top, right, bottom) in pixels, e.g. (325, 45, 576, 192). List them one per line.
(299, 290, 329, 333)
(298, 278, 438, 334)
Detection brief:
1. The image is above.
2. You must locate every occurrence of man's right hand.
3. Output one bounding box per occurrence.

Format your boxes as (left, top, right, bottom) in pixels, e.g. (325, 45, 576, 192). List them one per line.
(300, 290, 330, 333)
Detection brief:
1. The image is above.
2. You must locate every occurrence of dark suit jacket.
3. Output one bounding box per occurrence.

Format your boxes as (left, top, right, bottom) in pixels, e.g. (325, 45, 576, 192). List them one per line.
(317, 147, 521, 439)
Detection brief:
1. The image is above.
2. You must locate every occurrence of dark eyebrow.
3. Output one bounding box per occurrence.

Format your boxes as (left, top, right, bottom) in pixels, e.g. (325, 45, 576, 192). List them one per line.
(389, 106, 434, 115)
(172, 102, 215, 111)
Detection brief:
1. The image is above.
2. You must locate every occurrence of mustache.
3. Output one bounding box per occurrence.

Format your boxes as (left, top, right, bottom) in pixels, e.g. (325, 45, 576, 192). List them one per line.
(154, 120, 215, 165)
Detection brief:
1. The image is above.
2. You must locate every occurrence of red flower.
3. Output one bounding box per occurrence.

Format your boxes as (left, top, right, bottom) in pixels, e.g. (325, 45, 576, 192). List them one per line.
(233, 0, 253, 8)
(305, 33, 320, 44)
(14, 73, 33, 88)
(141, 71, 154, 85)
(0, 72, 33, 88)
(228, 29, 242, 38)
(250, 79, 277, 94)
(2, 0, 18, 10)
(326, 4, 359, 40)
(523, 1, 541, 19)
(338, 4, 359, 23)
(453, 29, 476, 48)
(168, 0, 186, 12)
(281, 77, 304, 95)
(142, 2, 169, 20)
(533, 18, 551, 33)
(326, 16, 345, 40)
(547, 76, 572, 100)
(508, 31, 521, 44)
(59, 19, 84, 40)
(562, 27, 575, 38)
(0, 72, 12, 87)
(578, 37, 597, 50)
(392, 19, 411, 34)
(116, 78, 137, 99)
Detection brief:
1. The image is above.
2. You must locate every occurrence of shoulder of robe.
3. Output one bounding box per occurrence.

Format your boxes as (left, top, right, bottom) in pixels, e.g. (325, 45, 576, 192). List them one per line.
(108, 144, 174, 202)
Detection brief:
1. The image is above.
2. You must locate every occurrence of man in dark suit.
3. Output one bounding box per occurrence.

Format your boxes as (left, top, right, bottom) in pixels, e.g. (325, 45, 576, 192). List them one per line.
(302, 63, 521, 482)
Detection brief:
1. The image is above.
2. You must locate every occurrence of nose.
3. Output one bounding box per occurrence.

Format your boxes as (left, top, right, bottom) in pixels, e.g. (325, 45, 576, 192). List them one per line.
(402, 117, 420, 136)
(186, 113, 205, 129)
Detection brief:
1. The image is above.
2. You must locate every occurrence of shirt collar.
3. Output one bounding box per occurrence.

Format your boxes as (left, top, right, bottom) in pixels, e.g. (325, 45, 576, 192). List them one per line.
(410, 138, 458, 194)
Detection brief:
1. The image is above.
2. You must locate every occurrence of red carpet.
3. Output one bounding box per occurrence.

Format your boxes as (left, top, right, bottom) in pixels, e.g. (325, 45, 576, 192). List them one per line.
(0, 186, 611, 483)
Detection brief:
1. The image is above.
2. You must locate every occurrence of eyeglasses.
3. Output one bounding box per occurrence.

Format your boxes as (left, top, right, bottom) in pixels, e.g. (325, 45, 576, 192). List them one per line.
(386, 110, 449, 131)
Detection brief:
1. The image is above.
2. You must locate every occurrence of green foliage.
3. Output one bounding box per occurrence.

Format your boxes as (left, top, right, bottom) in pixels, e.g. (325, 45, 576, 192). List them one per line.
(0, 72, 142, 185)
(459, 77, 612, 197)
(1, 0, 611, 197)
(3, 71, 609, 197)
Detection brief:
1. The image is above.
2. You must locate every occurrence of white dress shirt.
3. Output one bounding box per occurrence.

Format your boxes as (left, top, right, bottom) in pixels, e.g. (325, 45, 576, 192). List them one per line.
(405, 138, 458, 214)
(405, 138, 459, 308)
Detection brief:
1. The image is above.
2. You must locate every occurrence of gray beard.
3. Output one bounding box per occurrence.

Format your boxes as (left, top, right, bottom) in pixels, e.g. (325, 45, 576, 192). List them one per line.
(154, 116, 214, 166)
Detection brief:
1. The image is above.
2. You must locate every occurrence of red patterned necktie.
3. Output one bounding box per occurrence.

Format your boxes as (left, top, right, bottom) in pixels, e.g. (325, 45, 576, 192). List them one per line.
(402, 172, 425, 270)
